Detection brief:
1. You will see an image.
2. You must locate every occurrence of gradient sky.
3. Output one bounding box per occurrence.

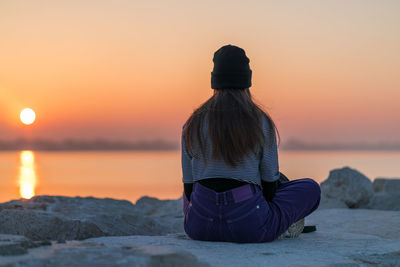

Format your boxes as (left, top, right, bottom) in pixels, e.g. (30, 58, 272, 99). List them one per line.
(1, 0, 399, 144)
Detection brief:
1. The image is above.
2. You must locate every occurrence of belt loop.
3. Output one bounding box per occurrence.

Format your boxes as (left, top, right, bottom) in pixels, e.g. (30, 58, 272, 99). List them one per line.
(223, 192, 227, 205)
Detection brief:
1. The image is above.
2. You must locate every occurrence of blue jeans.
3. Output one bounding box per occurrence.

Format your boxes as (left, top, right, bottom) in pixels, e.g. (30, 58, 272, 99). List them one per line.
(183, 178, 321, 243)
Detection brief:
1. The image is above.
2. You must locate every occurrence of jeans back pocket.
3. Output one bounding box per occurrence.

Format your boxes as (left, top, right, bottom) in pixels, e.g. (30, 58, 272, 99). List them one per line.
(225, 195, 267, 243)
(184, 202, 214, 241)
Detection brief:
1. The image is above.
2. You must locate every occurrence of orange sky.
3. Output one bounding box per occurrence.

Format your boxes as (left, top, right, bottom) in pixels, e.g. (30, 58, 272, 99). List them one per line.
(1, 0, 399, 144)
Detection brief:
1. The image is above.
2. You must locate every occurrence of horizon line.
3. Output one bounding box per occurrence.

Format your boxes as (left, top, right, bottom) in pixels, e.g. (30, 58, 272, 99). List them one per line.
(1, 138, 400, 151)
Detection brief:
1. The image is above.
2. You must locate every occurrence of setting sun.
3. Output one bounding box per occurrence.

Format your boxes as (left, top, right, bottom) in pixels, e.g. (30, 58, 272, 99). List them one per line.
(20, 108, 36, 125)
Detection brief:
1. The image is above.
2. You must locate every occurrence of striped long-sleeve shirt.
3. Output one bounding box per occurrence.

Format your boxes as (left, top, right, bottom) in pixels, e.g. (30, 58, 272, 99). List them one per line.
(181, 114, 280, 186)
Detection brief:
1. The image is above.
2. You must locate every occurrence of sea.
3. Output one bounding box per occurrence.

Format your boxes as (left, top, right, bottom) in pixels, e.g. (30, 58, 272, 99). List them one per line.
(1, 150, 399, 204)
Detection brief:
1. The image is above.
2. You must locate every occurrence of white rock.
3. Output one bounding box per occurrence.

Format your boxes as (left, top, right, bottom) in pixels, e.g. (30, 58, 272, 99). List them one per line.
(366, 192, 400, 211)
(373, 178, 400, 194)
(320, 166, 374, 208)
(0, 234, 38, 256)
(0, 195, 184, 241)
(318, 196, 348, 209)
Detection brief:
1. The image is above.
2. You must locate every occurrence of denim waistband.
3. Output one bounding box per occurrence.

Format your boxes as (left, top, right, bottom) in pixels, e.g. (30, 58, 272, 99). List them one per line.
(193, 181, 261, 205)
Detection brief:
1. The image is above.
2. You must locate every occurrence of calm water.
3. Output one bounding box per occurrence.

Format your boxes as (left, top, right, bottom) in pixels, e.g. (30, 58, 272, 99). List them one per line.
(1, 150, 399, 204)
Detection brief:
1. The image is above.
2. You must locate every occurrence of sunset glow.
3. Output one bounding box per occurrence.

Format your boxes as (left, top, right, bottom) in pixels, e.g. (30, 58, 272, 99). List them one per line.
(20, 108, 36, 125)
(0, 1, 399, 144)
(19, 151, 37, 199)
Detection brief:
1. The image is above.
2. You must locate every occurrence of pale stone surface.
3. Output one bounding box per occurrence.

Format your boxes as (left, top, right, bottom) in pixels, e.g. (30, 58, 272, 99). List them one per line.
(0, 234, 38, 256)
(2, 209, 399, 267)
(0, 195, 184, 241)
(320, 170, 400, 211)
(373, 178, 400, 193)
(318, 196, 348, 209)
(366, 192, 400, 211)
(320, 166, 374, 208)
(1, 242, 209, 267)
(366, 178, 400, 210)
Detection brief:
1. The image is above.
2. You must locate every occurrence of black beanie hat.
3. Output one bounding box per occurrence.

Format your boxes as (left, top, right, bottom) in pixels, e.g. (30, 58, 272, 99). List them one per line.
(211, 44, 252, 89)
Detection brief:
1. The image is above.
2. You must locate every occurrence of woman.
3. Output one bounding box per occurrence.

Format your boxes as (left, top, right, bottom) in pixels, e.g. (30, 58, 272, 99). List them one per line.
(181, 44, 321, 243)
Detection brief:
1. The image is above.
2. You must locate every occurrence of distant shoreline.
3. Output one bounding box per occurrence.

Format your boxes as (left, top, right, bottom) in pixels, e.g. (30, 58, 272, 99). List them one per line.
(280, 139, 400, 151)
(0, 138, 179, 151)
(0, 148, 179, 151)
(1, 138, 400, 151)
(1, 148, 400, 152)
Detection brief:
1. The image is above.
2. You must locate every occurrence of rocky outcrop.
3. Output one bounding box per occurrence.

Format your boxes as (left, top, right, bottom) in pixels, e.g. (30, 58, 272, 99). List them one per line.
(319, 168, 400, 211)
(0, 195, 184, 241)
(367, 178, 400, 211)
(1, 168, 400, 266)
(1, 166, 399, 248)
(320, 166, 374, 208)
(373, 177, 400, 193)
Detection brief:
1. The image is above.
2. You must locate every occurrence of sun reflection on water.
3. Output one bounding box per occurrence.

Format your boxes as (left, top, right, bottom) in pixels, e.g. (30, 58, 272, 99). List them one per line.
(19, 150, 37, 199)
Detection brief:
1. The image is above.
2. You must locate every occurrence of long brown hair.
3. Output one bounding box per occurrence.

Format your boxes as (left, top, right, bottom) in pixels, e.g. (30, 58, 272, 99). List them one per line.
(183, 88, 280, 168)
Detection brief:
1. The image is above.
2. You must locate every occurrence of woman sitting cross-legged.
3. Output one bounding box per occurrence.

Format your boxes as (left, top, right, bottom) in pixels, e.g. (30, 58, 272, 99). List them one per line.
(181, 44, 321, 243)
